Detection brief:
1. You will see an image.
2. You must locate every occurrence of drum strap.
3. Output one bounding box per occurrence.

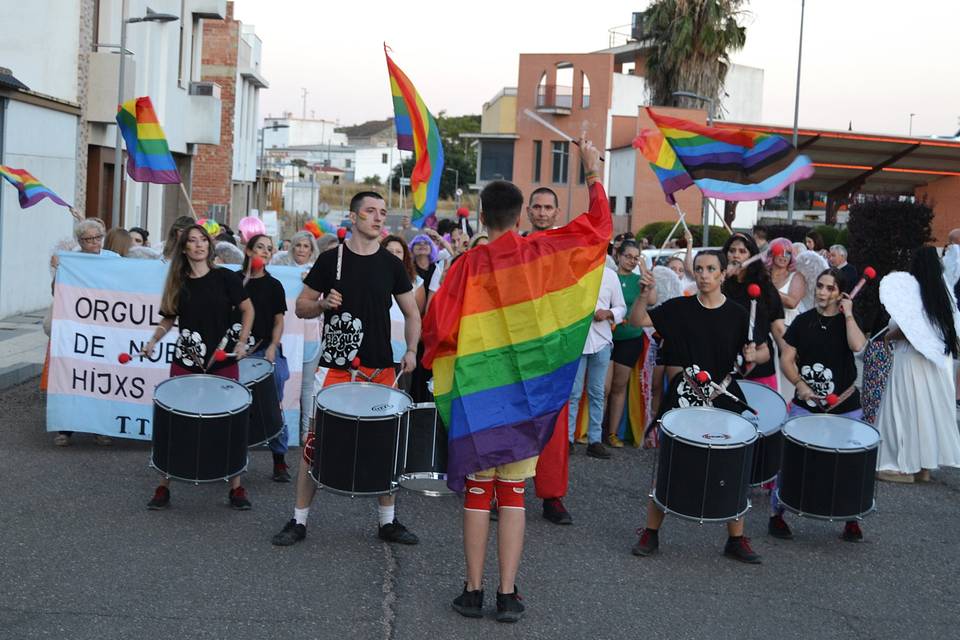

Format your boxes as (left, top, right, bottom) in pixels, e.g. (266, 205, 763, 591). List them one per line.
(824, 383, 857, 412)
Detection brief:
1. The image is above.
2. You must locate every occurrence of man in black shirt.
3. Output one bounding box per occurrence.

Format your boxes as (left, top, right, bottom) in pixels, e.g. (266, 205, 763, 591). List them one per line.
(828, 244, 858, 293)
(628, 250, 768, 564)
(271, 191, 422, 547)
(775, 267, 868, 542)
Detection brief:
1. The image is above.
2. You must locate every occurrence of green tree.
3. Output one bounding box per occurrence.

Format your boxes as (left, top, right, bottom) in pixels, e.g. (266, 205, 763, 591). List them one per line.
(644, 0, 748, 115)
(389, 112, 480, 200)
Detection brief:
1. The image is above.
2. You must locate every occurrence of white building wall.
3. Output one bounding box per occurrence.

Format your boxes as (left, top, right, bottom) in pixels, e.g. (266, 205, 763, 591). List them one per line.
(607, 147, 636, 215)
(233, 27, 263, 184)
(722, 64, 764, 122)
(0, 1, 81, 103)
(262, 118, 346, 150)
(0, 102, 79, 316)
(354, 147, 401, 185)
(611, 73, 649, 117)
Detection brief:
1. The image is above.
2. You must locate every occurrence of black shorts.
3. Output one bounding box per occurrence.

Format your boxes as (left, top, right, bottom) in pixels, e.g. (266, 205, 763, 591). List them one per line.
(612, 336, 645, 367)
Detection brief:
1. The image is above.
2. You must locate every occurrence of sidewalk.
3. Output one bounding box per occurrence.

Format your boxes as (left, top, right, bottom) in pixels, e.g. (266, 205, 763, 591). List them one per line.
(0, 309, 48, 391)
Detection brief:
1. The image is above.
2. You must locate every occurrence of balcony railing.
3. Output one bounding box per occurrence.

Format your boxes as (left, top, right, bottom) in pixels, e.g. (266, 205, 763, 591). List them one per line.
(536, 84, 573, 113)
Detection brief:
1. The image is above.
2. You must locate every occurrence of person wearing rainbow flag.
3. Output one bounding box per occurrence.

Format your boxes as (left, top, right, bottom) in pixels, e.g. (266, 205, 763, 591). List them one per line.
(423, 140, 608, 622)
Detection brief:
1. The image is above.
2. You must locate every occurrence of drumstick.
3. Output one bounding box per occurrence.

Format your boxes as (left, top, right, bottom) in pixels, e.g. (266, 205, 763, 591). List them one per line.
(392, 371, 404, 389)
(694, 370, 758, 415)
(243, 256, 265, 287)
(746, 284, 761, 342)
(738, 243, 782, 270)
(349, 356, 361, 383)
(848, 266, 877, 299)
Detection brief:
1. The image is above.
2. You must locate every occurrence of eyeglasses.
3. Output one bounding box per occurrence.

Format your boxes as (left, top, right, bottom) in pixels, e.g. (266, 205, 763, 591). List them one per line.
(620, 254, 640, 262)
(80, 235, 103, 243)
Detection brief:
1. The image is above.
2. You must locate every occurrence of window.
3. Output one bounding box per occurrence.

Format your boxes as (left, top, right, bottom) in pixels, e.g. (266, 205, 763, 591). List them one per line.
(581, 71, 591, 109)
(345, 159, 352, 168)
(551, 141, 569, 184)
(578, 162, 586, 185)
(625, 196, 633, 215)
(532, 140, 542, 183)
(381, 153, 388, 164)
(480, 140, 514, 181)
(609, 196, 617, 213)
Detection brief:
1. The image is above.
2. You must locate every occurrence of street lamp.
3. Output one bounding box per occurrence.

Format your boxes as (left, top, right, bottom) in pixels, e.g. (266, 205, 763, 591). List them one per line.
(787, 0, 806, 225)
(445, 167, 460, 207)
(111, 5, 179, 228)
(909, 113, 917, 136)
(257, 122, 290, 211)
(672, 90, 714, 246)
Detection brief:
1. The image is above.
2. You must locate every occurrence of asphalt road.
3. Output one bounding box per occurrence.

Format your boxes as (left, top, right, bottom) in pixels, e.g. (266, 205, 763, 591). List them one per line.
(1, 379, 958, 640)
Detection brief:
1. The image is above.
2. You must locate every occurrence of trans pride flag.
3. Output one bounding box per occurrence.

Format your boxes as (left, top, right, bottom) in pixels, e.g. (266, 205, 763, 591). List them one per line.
(115, 97, 181, 184)
(384, 46, 444, 228)
(423, 182, 611, 491)
(635, 107, 813, 203)
(0, 165, 71, 209)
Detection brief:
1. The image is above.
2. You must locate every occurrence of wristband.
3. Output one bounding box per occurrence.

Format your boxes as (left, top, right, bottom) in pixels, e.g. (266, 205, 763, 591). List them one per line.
(585, 170, 599, 181)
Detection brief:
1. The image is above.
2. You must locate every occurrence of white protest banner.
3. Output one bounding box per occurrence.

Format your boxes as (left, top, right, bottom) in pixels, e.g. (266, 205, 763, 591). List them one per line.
(46, 253, 308, 444)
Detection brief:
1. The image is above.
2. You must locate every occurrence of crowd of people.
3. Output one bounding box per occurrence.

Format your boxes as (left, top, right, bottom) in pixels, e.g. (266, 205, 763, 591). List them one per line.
(41, 140, 960, 622)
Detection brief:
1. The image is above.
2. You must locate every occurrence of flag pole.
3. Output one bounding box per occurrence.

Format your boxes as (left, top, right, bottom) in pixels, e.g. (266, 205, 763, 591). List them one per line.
(659, 209, 686, 251)
(178, 182, 198, 219)
(704, 198, 734, 234)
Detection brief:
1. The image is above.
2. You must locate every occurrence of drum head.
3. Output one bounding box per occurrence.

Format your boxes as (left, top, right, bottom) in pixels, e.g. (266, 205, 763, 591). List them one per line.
(660, 407, 758, 447)
(317, 382, 412, 418)
(739, 381, 788, 436)
(238, 357, 274, 386)
(154, 375, 251, 416)
(783, 415, 880, 451)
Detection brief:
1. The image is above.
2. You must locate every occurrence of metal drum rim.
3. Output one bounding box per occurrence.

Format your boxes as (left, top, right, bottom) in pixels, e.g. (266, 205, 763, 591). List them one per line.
(315, 381, 413, 418)
(776, 490, 877, 522)
(398, 472, 455, 497)
(149, 457, 249, 484)
(738, 379, 789, 436)
(651, 493, 753, 524)
(153, 374, 252, 417)
(238, 356, 276, 386)
(659, 407, 759, 449)
(308, 468, 399, 496)
(782, 415, 881, 453)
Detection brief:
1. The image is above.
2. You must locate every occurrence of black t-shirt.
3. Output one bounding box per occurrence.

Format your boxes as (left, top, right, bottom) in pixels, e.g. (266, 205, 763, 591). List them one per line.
(723, 277, 782, 378)
(304, 244, 413, 369)
(162, 268, 248, 373)
(244, 272, 287, 347)
(415, 262, 437, 286)
(784, 309, 861, 413)
(838, 263, 858, 294)
(648, 295, 749, 416)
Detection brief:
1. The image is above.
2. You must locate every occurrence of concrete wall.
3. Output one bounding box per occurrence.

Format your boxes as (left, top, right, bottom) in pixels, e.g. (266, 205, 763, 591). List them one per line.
(262, 118, 346, 149)
(480, 89, 517, 134)
(607, 147, 636, 215)
(0, 101, 78, 316)
(354, 147, 401, 186)
(916, 176, 960, 244)
(0, 1, 81, 103)
(723, 64, 764, 122)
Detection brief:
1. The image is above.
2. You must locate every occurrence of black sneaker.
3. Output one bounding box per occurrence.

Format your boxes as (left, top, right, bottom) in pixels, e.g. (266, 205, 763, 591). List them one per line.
(723, 536, 762, 564)
(586, 442, 611, 459)
(841, 520, 864, 542)
(495, 587, 524, 623)
(147, 486, 170, 510)
(229, 486, 252, 510)
(768, 514, 794, 539)
(542, 498, 573, 525)
(378, 519, 419, 545)
(451, 584, 484, 618)
(272, 519, 307, 546)
(632, 528, 659, 556)
(272, 463, 291, 483)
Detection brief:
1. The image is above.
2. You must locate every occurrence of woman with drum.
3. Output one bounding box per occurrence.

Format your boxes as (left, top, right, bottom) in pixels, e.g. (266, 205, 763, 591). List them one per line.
(723, 233, 786, 391)
(142, 224, 254, 510)
(776, 268, 868, 541)
(628, 250, 768, 563)
(875, 247, 960, 483)
(242, 234, 292, 482)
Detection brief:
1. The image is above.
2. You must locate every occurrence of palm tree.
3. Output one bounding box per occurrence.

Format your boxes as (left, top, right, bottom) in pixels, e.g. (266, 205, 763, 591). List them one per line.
(643, 0, 748, 116)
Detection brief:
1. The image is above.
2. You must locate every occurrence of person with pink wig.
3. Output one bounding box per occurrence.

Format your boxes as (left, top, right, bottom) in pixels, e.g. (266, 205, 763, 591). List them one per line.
(237, 216, 267, 244)
(766, 237, 807, 326)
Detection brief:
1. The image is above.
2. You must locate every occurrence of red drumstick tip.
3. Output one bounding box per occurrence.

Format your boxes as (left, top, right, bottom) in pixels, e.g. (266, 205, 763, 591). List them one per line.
(771, 244, 785, 257)
(117, 353, 132, 364)
(747, 283, 762, 299)
(337, 228, 347, 240)
(456, 206, 470, 218)
(214, 349, 227, 362)
(350, 357, 361, 370)
(694, 371, 710, 384)
(826, 393, 839, 406)
(251, 256, 265, 271)
(863, 266, 876, 279)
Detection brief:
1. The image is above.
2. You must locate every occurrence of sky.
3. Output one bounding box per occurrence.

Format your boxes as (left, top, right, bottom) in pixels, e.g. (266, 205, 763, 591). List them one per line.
(233, 0, 960, 138)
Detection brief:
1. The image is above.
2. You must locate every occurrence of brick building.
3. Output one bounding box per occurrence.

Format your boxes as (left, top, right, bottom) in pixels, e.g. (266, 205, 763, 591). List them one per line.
(192, 1, 267, 226)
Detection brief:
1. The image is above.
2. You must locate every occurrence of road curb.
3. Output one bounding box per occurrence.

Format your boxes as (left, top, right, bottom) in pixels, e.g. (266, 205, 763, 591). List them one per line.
(0, 363, 41, 391)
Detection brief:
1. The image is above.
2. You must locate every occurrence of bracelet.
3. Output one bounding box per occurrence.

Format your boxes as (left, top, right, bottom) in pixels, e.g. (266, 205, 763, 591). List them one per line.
(585, 170, 599, 181)
(405, 347, 417, 354)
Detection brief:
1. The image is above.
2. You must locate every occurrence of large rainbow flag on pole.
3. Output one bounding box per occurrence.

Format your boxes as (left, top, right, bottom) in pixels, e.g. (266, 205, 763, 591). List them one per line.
(422, 182, 611, 491)
(384, 45, 444, 228)
(0, 165, 71, 209)
(634, 107, 813, 203)
(115, 96, 181, 184)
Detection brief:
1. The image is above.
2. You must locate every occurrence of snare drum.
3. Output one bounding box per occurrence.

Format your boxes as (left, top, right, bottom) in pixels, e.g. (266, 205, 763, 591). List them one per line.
(151, 374, 251, 483)
(310, 382, 412, 496)
(776, 415, 880, 520)
(399, 403, 453, 496)
(654, 407, 757, 523)
(238, 357, 283, 447)
(739, 381, 788, 486)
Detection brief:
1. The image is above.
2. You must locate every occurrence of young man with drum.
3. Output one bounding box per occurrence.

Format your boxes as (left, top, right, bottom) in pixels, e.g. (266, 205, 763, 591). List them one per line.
(628, 250, 769, 563)
(143, 225, 255, 510)
(775, 268, 868, 541)
(271, 191, 422, 547)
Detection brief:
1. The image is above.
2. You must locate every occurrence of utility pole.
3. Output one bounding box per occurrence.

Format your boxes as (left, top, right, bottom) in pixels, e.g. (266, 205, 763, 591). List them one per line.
(301, 87, 308, 120)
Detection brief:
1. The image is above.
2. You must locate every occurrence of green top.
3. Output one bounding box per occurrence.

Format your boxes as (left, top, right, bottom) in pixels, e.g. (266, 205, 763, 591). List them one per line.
(613, 272, 645, 341)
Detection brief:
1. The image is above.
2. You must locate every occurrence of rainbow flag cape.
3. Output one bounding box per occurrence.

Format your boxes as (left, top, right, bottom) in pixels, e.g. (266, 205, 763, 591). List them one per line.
(384, 46, 444, 228)
(115, 96, 181, 184)
(634, 107, 813, 203)
(0, 165, 71, 209)
(422, 182, 612, 491)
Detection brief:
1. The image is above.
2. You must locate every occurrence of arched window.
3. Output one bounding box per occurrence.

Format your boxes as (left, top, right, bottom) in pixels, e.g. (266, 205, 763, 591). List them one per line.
(581, 71, 591, 109)
(555, 63, 573, 109)
(535, 72, 548, 108)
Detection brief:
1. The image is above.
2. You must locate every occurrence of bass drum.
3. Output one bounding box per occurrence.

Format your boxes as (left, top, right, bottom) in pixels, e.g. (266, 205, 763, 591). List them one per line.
(738, 380, 788, 486)
(238, 357, 283, 447)
(399, 403, 453, 497)
(654, 407, 757, 523)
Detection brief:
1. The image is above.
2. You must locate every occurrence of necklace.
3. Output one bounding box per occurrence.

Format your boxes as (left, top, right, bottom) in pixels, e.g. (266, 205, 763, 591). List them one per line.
(816, 311, 839, 330)
(696, 293, 726, 309)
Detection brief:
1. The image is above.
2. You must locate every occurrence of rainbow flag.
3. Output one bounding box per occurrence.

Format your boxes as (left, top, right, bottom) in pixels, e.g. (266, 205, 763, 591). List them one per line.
(384, 47, 443, 228)
(0, 165, 71, 209)
(115, 96, 181, 184)
(634, 107, 813, 203)
(422, 182, 611, 491)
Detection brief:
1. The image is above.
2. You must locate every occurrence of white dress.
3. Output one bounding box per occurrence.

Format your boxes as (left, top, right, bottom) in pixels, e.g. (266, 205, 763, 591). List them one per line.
(776, 271, 801, 325)
(875, 272, 960, 473)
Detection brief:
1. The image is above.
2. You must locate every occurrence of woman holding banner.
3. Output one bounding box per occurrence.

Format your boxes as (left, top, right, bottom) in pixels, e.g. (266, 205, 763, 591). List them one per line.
(141, 224, 254, 510)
